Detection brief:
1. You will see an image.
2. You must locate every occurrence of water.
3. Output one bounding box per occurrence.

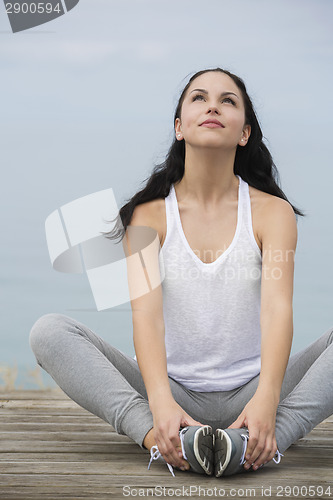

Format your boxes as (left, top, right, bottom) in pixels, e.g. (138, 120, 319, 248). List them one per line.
(1, 193, 332, 391)
(1, 0, 332, 389)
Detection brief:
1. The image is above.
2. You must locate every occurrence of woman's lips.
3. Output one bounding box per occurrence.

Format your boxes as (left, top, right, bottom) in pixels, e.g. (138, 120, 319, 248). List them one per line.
(200, 123, 223, 128)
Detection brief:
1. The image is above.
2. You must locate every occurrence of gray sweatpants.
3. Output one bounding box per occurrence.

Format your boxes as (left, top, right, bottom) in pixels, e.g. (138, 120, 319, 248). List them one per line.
(29, 313, 333, 453)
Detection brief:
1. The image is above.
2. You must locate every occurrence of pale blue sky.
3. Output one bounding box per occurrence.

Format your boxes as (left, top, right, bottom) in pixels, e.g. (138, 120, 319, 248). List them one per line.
(1, 0, 332, 388)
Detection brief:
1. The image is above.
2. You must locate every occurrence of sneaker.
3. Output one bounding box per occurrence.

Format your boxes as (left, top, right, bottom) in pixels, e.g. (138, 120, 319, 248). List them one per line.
(148, 425, 214, 476)
(214, 427, 284, 477)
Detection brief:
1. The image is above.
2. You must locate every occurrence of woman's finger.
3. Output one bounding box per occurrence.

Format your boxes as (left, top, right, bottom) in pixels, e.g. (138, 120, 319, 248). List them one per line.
(251, 439, 274, 470)
(157, 428, 188, 469)
(244, 432, 265, 469)
(243, 427, 259, 467)
(265, 437, 278, 464)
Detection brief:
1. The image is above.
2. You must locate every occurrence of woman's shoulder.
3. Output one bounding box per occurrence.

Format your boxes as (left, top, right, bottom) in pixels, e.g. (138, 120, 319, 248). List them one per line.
(130, 198, 166, 247)
(248, 183, 295, 213)
(248, 185, 297, 249)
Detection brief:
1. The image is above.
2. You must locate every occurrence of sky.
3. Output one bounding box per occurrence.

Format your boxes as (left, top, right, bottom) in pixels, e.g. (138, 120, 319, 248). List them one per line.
(1, 0, 332, 389)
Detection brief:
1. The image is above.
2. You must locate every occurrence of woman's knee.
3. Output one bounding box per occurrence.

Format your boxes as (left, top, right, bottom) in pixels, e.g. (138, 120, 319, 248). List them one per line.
(29, 313, 69, 359)
(326, 326, 333, 347)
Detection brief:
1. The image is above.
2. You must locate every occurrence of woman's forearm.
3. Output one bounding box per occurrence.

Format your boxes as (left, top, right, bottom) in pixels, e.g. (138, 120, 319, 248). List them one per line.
(257, 303, 293, 401)
(133, 315, 173, 409)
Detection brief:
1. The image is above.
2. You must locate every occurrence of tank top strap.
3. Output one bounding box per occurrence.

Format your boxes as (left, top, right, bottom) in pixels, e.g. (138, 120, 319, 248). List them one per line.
(163, 184, 178, 247)
(238, 176, 262, 256)
(238, 175, 248, 231)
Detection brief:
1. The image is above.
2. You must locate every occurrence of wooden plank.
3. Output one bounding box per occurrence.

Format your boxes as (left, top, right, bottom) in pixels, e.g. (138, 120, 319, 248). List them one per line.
(0, 469, 332, 486)
(0, 431, 124, 441)
(0, 390, 332, 500)
(0, 440, 137, 453)
(0, 400, 85, 409)
(0, 390, 70, 400)
(0, 459, 332, 476)
(0, 423, 113, 432)
(0, 453, 137, 461)
(1, 432, 332, 449)
(0, 415, 106, 424)
(1, 446, 332, 463)
(0, 408, 97, 416)
(1, 419, 326, 436)
(0, 475, 331, 500)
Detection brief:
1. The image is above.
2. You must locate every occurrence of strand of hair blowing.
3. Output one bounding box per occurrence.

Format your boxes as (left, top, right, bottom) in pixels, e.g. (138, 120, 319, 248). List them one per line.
(103, 68, 305, 244)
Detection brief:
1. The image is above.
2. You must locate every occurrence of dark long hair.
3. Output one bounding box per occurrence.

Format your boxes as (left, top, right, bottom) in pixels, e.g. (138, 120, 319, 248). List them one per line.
(104, 67, 305, 243)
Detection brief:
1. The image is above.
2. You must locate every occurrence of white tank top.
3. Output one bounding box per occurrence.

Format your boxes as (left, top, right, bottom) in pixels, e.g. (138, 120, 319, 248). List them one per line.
(158, 175, 263, 391)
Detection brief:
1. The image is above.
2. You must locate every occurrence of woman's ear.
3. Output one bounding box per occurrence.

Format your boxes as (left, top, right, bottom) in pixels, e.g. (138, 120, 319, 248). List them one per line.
(175, 118, 183, 141)
(238, 124, 251, 146)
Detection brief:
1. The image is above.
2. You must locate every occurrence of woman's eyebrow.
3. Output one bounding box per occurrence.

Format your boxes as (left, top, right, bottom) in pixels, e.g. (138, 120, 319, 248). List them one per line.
(189, 88, 240, 100)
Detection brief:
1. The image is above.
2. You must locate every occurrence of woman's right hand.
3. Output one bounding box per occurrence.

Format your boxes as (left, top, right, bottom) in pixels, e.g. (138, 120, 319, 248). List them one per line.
(149, 396, 205, 470)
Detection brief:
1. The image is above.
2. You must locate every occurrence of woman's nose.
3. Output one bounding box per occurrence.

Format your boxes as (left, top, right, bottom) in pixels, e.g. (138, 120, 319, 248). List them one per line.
(207, 105, 220, 114)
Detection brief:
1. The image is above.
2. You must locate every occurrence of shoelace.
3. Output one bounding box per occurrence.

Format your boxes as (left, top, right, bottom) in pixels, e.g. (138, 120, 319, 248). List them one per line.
(239, 432, 250, 465)
(273, 449, 284, 464)
(179, 427, 189, 460)
(148, 445, 175, 477)
(240, 432, 284, 466)
(147, 427, 189, 477)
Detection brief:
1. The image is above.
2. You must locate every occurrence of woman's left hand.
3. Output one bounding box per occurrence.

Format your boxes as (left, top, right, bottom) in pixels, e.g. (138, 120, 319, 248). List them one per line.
(228, 390, 279, 471)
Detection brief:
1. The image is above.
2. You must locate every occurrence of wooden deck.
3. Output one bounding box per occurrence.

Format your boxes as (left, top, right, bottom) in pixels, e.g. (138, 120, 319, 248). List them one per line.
(0, 390, 332, 500)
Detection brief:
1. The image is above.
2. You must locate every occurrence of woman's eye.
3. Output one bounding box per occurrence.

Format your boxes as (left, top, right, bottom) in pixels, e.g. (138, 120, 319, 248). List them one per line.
(222, 97, 236, 105)
(192, 94, 204, 101)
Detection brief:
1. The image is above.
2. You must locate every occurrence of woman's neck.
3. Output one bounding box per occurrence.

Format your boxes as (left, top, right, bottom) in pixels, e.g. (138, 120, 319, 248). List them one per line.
(176, 146, 239, 208)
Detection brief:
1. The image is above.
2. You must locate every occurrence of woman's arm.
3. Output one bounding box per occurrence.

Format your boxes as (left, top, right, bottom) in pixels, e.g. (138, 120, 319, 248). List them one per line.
(229, 196, 298, 470)
(124, 203, 202, 468)
(132, 291, 173, 406)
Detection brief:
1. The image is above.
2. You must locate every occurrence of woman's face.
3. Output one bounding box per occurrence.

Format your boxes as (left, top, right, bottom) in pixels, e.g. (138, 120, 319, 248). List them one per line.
(175, 71, 251, 150)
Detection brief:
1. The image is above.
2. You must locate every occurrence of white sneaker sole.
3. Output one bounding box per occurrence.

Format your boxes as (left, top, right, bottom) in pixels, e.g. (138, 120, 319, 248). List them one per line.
(191, 425, 215, 475)
(215, 429, 232, 478)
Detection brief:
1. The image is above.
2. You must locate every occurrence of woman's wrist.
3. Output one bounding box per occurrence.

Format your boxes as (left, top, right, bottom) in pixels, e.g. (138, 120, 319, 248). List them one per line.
(148, 390, 174, 411)
(255, 382, 281, 405)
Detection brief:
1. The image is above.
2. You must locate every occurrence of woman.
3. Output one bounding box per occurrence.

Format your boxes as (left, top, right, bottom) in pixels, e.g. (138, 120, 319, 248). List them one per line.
(29, 67, 333, 478)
